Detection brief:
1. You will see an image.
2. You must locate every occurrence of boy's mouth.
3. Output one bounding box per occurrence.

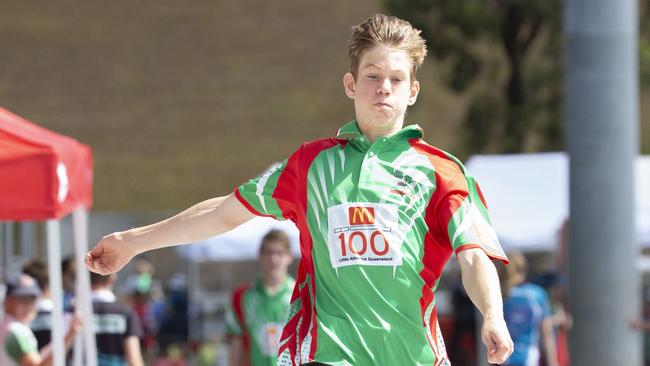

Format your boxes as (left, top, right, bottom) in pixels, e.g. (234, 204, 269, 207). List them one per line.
(374, 102, 392, 108)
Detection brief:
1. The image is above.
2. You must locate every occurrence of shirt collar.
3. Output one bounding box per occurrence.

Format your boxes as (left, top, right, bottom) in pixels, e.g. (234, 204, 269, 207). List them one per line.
(336, 120, 423, 141)
(37, 298, 54, 311)
(255, 276, 293, 297)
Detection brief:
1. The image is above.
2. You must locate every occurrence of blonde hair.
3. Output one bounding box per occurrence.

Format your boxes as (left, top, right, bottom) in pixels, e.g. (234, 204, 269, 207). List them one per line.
(348, 14, 428, 81)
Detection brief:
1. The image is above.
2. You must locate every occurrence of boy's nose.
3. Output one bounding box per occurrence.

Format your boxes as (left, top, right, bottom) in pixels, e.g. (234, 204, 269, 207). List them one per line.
(377, 78, 392, 95)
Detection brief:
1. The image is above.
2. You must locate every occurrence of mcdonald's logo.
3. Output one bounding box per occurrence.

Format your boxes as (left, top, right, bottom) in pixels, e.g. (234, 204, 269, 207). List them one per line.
(348, 207, 375, 225)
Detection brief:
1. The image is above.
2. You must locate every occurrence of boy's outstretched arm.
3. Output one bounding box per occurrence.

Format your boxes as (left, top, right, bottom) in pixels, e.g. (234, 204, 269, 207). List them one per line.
(458, 248, 514, 365)
(85, 193, 255, 275)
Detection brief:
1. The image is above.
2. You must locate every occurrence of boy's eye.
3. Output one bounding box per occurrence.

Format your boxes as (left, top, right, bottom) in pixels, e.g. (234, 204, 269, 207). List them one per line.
(391, 77, 402, 83)
(367, 74, 379, 80)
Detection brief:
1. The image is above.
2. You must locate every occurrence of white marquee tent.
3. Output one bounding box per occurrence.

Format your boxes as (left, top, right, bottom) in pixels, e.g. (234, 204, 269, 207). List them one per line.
(465, 152, 650, 251)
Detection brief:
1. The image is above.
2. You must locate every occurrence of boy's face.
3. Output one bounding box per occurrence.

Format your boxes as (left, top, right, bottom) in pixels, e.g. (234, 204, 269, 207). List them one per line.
(5, 296, 38, 323)
(343, 45, 420, 134)
(259, 240, 292, 281)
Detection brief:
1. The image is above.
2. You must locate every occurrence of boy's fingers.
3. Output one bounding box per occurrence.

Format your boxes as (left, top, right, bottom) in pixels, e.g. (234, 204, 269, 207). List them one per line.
(490, 339, 512, 363)
(85, 252, 106, 274)
(87, 244, 104, 257)
(484, 334, 497, 353)
(484, 329, 512, 363)
(84, 253, 98, 271)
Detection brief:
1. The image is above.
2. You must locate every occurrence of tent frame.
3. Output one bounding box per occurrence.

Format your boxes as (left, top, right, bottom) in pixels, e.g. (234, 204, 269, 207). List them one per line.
(2, 208, 97, 366)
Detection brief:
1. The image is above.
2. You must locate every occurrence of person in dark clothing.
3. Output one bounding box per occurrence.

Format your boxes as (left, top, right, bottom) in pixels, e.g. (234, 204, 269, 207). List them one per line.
(61, 257, 77, 311)
(156, 274, 189, 360)
(90, 272, 144, 366)
(449, 283, 478, 366)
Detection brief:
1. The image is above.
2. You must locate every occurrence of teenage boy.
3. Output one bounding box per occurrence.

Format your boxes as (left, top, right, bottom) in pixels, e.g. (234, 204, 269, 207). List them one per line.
(90, 272, 144, 366)
(86, 14, 513, 365)
(225, 229, 295, 366)
(1, 274, 81, 366)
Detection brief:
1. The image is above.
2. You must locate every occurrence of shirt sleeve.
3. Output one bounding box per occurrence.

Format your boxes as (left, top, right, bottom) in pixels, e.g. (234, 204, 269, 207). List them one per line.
(5, 324, 38, 363)
(234, 153, 298, 221)
(436, 173, 508, 262)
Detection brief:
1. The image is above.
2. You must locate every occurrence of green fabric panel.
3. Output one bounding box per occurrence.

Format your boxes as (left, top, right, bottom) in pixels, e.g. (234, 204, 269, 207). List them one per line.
(237, 160, 288, 220)
(446, 175, 504, 257)
(5, 324, 37, 363)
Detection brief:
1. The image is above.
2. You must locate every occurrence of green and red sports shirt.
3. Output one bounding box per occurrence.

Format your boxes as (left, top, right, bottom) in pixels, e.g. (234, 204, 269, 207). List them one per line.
(225, 278, 295, 366)
(234, 121, 507, 366)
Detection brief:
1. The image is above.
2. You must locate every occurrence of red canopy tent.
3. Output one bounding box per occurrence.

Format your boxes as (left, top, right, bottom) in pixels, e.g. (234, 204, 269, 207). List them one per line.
(0, 107, 92, 220)
(0, 107, 97, 366)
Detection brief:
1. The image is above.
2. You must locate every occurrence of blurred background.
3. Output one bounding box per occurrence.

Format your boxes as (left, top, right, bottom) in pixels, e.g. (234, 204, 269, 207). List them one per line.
(1, 1, 649, 365)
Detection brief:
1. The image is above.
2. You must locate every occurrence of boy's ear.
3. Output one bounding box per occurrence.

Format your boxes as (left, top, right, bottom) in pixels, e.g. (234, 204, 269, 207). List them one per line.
(408, 80, 420, 106)
(343, 73, 356, 99)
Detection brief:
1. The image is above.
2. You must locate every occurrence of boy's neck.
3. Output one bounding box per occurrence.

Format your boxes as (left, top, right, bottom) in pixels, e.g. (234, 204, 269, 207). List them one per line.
(91, 285, 113, 292)
(357, 119, 404, 143)
(263, 274, 286, 296)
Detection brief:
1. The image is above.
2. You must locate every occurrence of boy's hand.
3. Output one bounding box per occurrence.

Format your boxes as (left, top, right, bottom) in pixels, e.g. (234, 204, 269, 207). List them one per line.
(68, 313, 83, 335)
(481, 317, 513, 364)
(85, 232, 137, 275)
(64, 313, 84, 348)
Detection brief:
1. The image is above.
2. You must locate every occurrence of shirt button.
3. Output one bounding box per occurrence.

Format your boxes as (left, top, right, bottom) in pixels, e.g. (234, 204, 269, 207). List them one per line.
(369, 151, 376, 157)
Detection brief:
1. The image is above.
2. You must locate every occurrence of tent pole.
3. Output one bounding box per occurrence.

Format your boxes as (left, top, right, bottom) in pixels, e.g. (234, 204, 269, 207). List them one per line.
(5, 222, 16, 278)
(20, 222, 34, 260)
(72, 337, 83, 366)
(46, 219, 65, 366)
(73, 207, 98, 366)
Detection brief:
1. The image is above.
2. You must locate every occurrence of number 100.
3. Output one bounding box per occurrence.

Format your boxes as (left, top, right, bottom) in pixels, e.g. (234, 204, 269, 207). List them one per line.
(338, 230, 390, 256)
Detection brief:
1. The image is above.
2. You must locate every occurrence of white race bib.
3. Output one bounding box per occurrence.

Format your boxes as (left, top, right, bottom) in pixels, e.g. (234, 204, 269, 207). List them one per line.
(257, 322, 282, 356)
(327, 203, 402, 268)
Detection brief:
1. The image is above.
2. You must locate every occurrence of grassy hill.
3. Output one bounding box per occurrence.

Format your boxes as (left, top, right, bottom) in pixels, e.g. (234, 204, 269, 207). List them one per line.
(2, 2, 647, 210)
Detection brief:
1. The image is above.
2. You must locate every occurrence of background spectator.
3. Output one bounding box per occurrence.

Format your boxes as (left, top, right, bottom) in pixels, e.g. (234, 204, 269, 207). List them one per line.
(61, 257, 76, 311)
(497, 252, 559, 366)
(91, 271, 144, 366)
(1, 274, 81, 366)
(225, 229, 294, 366)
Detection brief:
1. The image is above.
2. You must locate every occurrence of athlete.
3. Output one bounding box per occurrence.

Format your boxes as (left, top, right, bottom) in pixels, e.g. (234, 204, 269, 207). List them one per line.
(86, 14, 513, 365)
(90, 272, 145, 366)
(225, 229, 295, 366)
(1, 275, 81, 366)
(497, 252, 558, 366)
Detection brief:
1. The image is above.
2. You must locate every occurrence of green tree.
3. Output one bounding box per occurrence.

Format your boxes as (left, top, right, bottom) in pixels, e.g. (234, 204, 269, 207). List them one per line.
(384, 0, 563, 155)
